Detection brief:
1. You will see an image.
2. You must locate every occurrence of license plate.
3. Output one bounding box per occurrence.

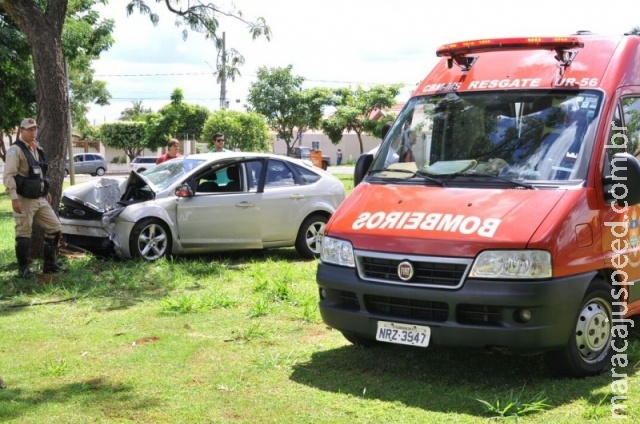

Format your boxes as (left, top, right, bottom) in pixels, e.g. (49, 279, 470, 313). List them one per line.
(375, 321, 431, 347)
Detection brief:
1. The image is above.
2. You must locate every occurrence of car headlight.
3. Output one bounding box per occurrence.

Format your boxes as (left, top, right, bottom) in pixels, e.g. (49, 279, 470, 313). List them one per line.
(469, 250, 552, 279)
(320, 236, 355, 267)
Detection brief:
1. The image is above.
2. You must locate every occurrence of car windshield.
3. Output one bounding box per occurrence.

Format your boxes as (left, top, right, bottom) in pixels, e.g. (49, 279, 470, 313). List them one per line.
(370, 90, 602, 184)
(141, 158, 206, 191)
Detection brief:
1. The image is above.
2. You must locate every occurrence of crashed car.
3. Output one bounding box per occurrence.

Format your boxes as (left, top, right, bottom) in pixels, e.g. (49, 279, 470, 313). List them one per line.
(59, 152, 346, 261)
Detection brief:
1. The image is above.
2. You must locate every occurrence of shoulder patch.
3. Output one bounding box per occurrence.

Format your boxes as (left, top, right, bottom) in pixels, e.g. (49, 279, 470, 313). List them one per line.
(8, 149, 16, 157)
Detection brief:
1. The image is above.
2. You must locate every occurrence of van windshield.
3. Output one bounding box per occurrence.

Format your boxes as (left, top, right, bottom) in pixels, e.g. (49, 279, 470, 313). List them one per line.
(370, 90, 602, 184)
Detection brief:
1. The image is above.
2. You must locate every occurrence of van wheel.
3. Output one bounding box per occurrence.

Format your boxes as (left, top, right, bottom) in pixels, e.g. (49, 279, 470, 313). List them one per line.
(129, 218, 171, 261)
(342, 332, 381, 347)
(295, 214, 328, 259)
(96, 167, 106, 176)
(546, 278, 616, 377)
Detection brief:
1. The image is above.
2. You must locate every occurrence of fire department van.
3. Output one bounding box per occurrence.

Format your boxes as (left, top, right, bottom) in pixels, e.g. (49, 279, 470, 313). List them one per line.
(316, 33, 640, 377)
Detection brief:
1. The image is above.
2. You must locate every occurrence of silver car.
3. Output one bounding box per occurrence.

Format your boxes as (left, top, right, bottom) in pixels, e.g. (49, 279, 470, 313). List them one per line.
(59, 152, 346, 261)
(65, 153, 108, 176)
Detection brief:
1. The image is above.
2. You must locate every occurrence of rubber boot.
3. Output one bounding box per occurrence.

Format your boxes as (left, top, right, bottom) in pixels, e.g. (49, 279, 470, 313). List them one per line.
(43, 234, 66, 274)
(15, 237, 35, 279)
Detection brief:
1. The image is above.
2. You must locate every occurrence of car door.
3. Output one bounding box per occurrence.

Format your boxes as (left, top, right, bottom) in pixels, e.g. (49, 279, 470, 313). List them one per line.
(175, 162, 262, 251)
(259, 159, 314, 243)
(74, 155, 88, 174)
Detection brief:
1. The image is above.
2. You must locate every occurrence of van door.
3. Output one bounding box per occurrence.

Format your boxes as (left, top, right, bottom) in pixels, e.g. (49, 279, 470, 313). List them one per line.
(601, 96, 640, 306)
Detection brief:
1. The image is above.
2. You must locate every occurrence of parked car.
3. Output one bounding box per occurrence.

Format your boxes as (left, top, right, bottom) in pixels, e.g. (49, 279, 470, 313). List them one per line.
(65, 153, 108, 176)
(59, 152, 346, 261)
(129, 156, 158, 173)
(288, 146, 331, 170)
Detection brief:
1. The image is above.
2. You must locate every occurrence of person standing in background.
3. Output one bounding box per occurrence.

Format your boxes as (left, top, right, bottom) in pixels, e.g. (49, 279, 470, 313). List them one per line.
(336, 149, 343, 165)
(156, 139, 182, 164)
(210, 133, 228, 152)
(3, 118, 65, 278)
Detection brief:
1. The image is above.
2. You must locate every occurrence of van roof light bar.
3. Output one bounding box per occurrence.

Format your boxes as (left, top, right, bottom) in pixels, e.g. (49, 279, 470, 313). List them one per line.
(436, 37, 585, 71)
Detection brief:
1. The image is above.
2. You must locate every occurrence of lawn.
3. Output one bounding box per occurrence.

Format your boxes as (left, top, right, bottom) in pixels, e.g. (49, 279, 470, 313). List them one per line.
(0, 179, 638, 423)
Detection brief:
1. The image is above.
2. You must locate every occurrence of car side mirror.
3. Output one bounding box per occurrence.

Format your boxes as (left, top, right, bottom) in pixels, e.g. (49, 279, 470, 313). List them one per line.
(354, 153, 374, 187)
(603, 152, 640, 206)
(175, 183, 194, 198)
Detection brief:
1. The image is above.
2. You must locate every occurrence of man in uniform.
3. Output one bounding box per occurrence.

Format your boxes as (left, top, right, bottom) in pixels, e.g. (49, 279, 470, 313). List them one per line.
(3, 118, 65, 278)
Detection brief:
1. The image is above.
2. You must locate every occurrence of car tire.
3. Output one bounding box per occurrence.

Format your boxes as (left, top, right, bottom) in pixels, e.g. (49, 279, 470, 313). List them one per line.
(546, 278, 616, 377)
(64, 169, 69, 177)
(96, 167, 106, 176)
(294, 214, 328, 259)
(129, 218, 171, 261)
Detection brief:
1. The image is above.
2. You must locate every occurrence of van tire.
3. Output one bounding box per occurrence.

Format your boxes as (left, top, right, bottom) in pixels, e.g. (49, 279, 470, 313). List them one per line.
(546, 278, 616, 377)
(295, 214, 328, 259)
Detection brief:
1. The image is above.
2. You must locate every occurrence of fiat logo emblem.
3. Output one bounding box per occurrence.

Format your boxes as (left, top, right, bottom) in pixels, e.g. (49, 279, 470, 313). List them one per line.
(397, 261, 414, 281)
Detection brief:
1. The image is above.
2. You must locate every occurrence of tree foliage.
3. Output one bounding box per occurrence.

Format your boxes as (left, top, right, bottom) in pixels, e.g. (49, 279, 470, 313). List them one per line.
(321, 84, 402, 153)
(0, 9, 35, 162)
(62, 1, 114, 132)
(119, 100, 153, 121)
(144, 88, 210, 148)
(246, 65, 332, 154)
(100, 121, 147, 160)
(203, 109, 271, 152)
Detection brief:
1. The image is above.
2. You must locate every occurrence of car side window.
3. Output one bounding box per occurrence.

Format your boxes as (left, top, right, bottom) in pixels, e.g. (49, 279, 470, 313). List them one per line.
(292, 163, 321, 184)
(246, 160, 263, 192)
(265, 159, 295, 187)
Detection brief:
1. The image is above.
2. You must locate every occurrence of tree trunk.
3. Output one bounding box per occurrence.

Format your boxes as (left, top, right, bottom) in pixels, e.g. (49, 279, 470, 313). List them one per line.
(2, 0, 69, 258)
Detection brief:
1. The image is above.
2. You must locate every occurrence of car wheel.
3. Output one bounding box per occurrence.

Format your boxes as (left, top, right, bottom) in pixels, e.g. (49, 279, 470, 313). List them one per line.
(64, 169, 69, 177)
(295, 214, 328, 259)
(129, 218, 171, 261)
(546, 278, 616, 377)
(96, 167, 106, 176)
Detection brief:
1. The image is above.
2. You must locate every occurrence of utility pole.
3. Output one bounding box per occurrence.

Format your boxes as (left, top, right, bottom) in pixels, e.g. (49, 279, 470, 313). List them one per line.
(220, 31, 227, 108)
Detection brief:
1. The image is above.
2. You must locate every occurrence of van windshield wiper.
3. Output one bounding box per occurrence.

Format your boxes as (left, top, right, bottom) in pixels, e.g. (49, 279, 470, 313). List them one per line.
(368, 168, 445, 186)
(453, 173, 537, 189)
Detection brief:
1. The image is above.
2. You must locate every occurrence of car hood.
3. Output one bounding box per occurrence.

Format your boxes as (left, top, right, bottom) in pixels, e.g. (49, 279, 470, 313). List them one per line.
(59, 172, 152, 219)
(326, 184, 568, 257)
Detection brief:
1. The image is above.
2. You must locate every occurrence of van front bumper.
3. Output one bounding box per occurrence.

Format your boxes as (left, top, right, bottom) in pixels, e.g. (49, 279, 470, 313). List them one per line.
(317, 263, 595, 352)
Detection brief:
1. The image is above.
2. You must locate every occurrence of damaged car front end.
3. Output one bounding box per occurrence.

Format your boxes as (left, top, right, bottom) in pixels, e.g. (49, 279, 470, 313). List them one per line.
(59, 171, 160, 257)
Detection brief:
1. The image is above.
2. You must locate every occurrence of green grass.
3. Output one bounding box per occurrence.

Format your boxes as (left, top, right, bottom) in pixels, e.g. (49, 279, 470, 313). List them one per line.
(1, 183, 639, 423)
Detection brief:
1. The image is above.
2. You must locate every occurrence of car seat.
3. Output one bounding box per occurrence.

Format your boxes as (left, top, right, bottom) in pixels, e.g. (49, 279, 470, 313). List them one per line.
(224, 166, 241, 191)
(197, 173, 218, 193)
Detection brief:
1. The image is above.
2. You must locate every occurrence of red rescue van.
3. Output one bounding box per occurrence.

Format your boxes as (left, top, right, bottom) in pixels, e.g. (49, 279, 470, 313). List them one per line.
(316, 34, 640, 377)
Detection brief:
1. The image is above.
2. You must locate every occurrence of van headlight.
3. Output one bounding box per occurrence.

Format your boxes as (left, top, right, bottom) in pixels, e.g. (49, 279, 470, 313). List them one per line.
(469, 250, 552, 279)
(320, 236, 355, 267)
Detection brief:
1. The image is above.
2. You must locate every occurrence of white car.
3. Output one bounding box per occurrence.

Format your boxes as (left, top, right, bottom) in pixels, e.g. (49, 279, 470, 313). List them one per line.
(129, 156, 158, 173)
(59, 152, 346, 261)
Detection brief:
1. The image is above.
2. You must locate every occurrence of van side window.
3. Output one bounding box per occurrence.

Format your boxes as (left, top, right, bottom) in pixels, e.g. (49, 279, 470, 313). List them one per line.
(621, 97, 640, 158)
(603, 103, 625, 177)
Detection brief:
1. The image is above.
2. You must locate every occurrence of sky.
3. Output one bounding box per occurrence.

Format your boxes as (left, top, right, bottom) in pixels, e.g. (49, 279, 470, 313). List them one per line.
(87, 0, 640, 125)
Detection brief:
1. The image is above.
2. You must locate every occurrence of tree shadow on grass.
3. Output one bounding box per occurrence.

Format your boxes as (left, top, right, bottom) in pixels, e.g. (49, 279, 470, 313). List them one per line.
(0, 246, 310, 315)
(0, 377, 160, 422)
(289, 341, 638, 419)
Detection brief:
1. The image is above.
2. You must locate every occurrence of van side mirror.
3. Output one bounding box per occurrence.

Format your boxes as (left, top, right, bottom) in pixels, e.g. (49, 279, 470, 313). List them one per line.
(354, 153, 374, 187)
(603, 152, 640, 206)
